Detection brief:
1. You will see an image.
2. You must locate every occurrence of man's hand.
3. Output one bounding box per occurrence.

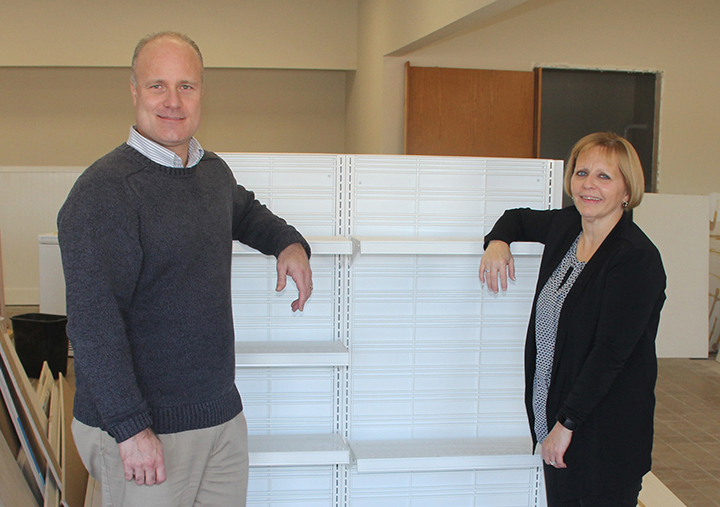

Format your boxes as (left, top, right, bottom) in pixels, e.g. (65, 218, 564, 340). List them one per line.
(276, 243, 313, 312)
(118, 427, 166, 485)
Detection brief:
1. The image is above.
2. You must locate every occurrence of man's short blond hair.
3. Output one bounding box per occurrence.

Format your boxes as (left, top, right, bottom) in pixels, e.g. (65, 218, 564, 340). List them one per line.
(131, 31, 204, 85)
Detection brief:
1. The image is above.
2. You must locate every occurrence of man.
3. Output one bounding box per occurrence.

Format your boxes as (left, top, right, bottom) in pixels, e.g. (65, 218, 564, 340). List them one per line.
(58, 32, 312, 506)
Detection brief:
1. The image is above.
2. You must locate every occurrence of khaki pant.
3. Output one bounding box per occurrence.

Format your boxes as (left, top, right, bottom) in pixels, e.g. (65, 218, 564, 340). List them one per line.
(72, 412, 249, 507)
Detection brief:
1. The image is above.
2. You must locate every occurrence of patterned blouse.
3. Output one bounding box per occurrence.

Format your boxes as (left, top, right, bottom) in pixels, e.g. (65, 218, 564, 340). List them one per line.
(533, 233, 586, 443)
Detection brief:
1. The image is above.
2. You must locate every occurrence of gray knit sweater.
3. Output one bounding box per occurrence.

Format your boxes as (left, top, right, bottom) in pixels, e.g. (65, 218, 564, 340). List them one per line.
(58, 144, 310, 442)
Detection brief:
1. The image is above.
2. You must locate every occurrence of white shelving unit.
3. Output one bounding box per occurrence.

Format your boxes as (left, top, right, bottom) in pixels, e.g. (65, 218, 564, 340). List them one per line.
(221, 153, 562, 507)
(236, 341, 349, 368)
(351, 437, 539, 473)
(249, 434, 351, 467)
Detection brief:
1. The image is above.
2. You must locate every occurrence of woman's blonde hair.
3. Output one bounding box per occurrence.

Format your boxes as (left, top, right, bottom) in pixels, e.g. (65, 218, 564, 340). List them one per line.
(564, 132, 645, 210)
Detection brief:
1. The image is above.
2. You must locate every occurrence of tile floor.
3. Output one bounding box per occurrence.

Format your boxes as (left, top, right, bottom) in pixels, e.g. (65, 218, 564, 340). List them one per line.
(653, 356, 720, 507)
(5, 306, 720, 506)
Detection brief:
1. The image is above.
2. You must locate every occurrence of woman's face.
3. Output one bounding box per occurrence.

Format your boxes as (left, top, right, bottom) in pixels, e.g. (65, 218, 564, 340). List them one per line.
(570, 146, 629, 226)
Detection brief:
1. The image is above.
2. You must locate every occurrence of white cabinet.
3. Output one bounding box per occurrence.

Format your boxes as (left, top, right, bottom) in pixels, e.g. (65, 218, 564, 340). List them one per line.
(38, 233, 66, 315)
(222, 153, 562, 507)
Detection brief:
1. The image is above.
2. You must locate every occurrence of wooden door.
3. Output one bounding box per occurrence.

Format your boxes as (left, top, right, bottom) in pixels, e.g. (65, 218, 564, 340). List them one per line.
(404, 64, 540, 158)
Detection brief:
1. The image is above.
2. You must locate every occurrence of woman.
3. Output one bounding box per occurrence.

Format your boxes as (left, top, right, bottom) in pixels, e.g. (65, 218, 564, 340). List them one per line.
(480, 132, 666, 506)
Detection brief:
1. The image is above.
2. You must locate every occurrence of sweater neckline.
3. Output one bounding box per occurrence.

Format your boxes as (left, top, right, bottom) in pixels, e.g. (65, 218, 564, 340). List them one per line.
(121, 143, 200, 177)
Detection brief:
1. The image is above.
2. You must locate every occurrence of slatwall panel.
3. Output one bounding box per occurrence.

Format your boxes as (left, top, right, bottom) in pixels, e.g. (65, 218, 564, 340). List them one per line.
(235, 367, 337, 434)
(221, 154, 349, 507)
(219, 153, 561, 507)
(351, 156, 555, 237)
(348, 255, 536, 440)
(348, 156, 555, 440)
(248, 467, 336, 507)
(347, 155, 558, 506)
(230, 254, 338, 343)
(220, 154, 342, 237)
(349, 468, 537, 507)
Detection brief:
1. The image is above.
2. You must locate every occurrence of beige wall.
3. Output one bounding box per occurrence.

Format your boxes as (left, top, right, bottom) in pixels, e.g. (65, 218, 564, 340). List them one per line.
(0, 67, 347, 166)
(2, 0, 357, 69)
(3, 0, 526, 161)
(1, 68, 135, 167)
(202, 69, 347, 154)
(346, 0, 520, 153)
(376, 0, 720, 195)
(1, 0, 355, 166)
(7, 0, 717, 186)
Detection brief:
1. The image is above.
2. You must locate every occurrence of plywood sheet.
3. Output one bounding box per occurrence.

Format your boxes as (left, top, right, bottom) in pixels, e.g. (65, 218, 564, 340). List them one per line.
(638, 472, 686, 507)
(0, 387, 20, 457)
(0, 330, 61, 489)
(60, 375, 88, 507)
(0, 363, 44, 492)
(83, 477, 101, 507)
(0, 410, 39, 507)
(43, 470, 60, 507)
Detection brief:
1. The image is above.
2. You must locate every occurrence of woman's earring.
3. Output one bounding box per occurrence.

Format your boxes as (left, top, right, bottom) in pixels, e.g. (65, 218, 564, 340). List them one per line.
(622, 201, 628, 209)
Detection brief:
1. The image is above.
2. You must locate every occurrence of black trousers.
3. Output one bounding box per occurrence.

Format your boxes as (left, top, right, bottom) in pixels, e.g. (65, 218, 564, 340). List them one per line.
(544, 464, 643, 507)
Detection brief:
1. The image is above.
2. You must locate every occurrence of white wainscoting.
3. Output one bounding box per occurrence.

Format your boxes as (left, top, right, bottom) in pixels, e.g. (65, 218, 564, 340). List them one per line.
(0, 167, 82, 304)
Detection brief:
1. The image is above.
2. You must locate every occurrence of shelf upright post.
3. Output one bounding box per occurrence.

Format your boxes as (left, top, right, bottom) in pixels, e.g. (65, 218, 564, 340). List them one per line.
(333, 155, 352, 507)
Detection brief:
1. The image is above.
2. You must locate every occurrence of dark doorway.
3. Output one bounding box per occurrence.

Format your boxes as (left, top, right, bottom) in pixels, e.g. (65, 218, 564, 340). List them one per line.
(538, 68, 659, 205)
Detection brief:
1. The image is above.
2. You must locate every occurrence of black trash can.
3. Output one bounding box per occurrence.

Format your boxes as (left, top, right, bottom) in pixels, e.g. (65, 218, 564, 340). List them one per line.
(10, 313, 68, 379)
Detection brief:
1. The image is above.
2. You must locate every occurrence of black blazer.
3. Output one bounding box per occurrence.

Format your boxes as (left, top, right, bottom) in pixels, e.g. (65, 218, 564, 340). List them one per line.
(485, 206, 666, 500)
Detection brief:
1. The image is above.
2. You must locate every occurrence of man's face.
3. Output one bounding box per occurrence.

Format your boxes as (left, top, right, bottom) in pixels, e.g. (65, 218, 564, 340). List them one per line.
(130, 37, 203, 163)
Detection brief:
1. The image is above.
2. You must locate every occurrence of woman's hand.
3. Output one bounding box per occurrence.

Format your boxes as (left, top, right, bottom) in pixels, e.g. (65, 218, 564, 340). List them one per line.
(479, 240, 515, 293)
(541, 422, 573, 469)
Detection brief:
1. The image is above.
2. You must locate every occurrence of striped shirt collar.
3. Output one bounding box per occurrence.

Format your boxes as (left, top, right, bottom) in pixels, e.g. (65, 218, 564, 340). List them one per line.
(127, 126, 204, 168)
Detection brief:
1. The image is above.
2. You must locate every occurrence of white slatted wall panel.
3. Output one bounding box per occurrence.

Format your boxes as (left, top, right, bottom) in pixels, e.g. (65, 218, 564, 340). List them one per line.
(351, 156, 556, 237)
(348, 156, 555, 440)
(218, 153, 561, 507)
(248, 466, 335, 507)
(221, 154, 348, 506)
(221, 154, 342, 237)
(347, 156, 557, 505)
(349, 468, 538, 507)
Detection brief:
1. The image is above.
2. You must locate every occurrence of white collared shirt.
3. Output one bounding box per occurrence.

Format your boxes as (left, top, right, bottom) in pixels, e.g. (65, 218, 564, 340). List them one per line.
(127, 126, 204, 168)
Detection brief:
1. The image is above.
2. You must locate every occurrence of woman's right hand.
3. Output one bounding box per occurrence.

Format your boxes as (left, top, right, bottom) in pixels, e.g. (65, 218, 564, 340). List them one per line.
(479, 240, 515, 293)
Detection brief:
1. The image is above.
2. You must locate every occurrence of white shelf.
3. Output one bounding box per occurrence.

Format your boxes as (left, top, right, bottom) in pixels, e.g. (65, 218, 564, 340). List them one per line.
(249, 435, 538, 471)
(351, 237, 543, 256)
(233, 236, 352, 255)
(38, 232, 58, 245)
(352, 236, 484, 255)
(235, 341, 349, 367)
(249, 434, 351, 467)
(350, 437, 539, 473)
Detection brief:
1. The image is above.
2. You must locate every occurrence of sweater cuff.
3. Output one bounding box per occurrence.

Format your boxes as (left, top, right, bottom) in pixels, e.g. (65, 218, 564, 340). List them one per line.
(109, 411, 153, 443)
(275, 234, 311, 260)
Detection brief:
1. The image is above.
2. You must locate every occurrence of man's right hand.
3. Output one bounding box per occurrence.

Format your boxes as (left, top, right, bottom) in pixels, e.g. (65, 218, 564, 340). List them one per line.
(118, 427, 166, 485)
